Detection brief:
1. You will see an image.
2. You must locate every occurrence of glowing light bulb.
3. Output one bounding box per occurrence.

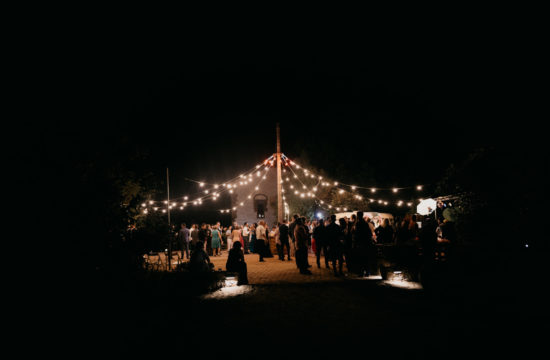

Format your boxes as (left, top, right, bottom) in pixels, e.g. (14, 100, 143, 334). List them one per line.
(240, 202, 244, 206)
(143, 209, 148, 214)
(336, 207, 340, 211)
(199, 183, 204, 187)
(149, 201, 154, 205)
(339, 190, 344, 194)
(248, 195, 252, 199)
(334, 182, 338, 186)
(262, 176, 266, 179)
(300, 193, 305, 198)
(232, 207, 237, 210)
(184, 196, 188, 201)
(407, 202, 412, 206)
(371, 188, 376, 193)
(205, 190, 209, 194)
(180, 206, 184, 209)
(229, 190, 233, 193)
(343, 208, 347, 211)
(303, 185, 307, 189)
(193, 201, 197, 205)
(352, 186, 356, 190)
(328, 205, 332, 208)
(141, 203, 146, 207)
(164, 201, 168, 204)
(417, 185, 423, 190)
(214, 184, 219, 189)
(320, 200, 324, 204)
(162, 209, 166, 213)
(393, 188, 398, 193)
(384, 201, 388, 205)
(319, 176, 323, 179)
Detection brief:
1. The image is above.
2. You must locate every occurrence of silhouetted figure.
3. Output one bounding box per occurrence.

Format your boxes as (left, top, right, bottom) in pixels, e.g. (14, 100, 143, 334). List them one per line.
(420, 215, 438, 265)
(353, 211, 375, 276)
(294, 218, 311, 274)
(226, 241, 248, 285)
(313, 219, 329, 268)
(375, 219, 394, 245)
(190, 224, 199, 251)
(278, 220, 291, 261)
(189, 241, 211, 273)
(289, 214, 299, 260)
(325, 215, 343, 276)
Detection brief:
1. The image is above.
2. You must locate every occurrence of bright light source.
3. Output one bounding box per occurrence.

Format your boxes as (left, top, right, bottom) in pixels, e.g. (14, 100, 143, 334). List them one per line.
(199, 182, 205, 187)
(352, 186, 356, 190)
(334, 182, 338, 186)
(371, 188, 376, 193)
(417, 185, 422, 190)
(393, 188, 398, 193)
(339, 190, 344, 194)
(316, 212, 323, 219)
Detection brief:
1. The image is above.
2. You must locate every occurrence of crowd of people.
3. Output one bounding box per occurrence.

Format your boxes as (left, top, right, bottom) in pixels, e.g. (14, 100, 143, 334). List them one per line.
(170, 210, 456, 283)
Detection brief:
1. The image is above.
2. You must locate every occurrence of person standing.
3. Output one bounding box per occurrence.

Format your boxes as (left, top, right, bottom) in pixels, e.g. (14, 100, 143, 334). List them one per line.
(289, 214, 299, 261)
(206, 224, 213, 256)
(313, 219, 329, 269)
(255, 221, 267, 262)
(242, 222, 250, 254)
(177, 223, 190, 259)
(325, 215, 344, 276)
(353, 212, 376, 277)
(211, 224, 222, 256)
(294, 217, 312, 274)
(198, 223, 208, 252)
(231, 225, 242, 255)
(190, 224, 200, 252)
(249, 223, 256, 253)
(278, 219, 291, 261)
(225, 226, 233, 254)
(274, 223, 282, 260)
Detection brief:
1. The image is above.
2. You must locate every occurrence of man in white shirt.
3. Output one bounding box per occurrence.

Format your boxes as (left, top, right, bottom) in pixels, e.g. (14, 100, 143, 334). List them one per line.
(242, 222, 250, 254)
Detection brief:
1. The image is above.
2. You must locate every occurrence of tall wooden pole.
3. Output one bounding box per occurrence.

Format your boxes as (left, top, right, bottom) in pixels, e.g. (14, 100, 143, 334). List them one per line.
(276, 123, 283, 223)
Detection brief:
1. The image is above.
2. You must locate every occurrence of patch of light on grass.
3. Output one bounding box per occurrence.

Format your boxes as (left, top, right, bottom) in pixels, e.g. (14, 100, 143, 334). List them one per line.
(202, 285, 253, 299)
(383, 280, 423, 290)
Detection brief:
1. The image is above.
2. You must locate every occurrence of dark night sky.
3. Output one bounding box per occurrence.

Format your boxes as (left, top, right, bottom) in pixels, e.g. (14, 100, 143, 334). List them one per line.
(53, 38, 543, 204)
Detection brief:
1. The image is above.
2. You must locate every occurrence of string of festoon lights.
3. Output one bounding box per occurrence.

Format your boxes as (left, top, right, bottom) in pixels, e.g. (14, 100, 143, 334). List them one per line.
(140, 155, 275, 215)
(140, 152, 428, 216)
(281, 154, 421, 211)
